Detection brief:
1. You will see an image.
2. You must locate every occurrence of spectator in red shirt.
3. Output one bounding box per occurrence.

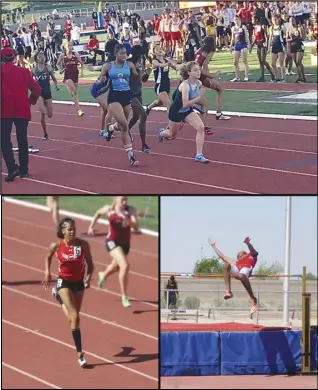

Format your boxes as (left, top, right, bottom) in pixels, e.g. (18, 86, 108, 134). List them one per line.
(1, 47, 41, 182)
(153, 14, 161, 34)
(87, 34, 105, 64)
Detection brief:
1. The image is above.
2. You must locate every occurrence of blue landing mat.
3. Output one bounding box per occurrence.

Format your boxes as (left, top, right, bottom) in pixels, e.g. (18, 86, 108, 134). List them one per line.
(160, 330, 318, 376)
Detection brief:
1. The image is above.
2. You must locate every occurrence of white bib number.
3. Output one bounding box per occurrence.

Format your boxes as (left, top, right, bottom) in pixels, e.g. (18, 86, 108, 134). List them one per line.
(108, 241, 116, 250)
(56, 278, 63, 288)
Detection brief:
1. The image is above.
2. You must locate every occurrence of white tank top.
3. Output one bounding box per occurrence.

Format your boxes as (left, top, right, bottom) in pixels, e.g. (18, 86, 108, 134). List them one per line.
(163, 20, 170, 32)
(171, 18, 180, 32)
(302, 2, 310, 14)
(293, 3, 303, 16)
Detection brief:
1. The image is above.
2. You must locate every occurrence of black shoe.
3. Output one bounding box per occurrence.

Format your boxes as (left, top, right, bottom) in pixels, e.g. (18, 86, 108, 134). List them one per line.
(18, 171, 29, 179)
(256, 77, 265, 82)
(129, 155, 139, 167)
(43, 133, 49, 140)
(5, 169, 19, 182)
(103, 124, 114, 142)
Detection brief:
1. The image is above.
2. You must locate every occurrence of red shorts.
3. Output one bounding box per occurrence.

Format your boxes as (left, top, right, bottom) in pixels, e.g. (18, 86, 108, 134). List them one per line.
(171, 31, 182, 41)
(163, 31, 171, 41)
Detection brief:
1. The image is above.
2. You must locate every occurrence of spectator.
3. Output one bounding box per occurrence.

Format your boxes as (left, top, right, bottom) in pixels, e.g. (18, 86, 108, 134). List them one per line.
(87, 33, 105, 64)
(92, 8, 98, 30)
(71, 22, 81, 45)
(164, 275, 179, 317)
(1, 47, 41, 182)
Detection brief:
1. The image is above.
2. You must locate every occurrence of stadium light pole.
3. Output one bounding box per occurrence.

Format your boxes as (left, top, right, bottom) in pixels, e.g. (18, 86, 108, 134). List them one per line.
(283, 196, 292, 327)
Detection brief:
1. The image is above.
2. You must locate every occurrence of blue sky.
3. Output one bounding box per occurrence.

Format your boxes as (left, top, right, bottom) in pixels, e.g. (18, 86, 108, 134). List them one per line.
(160, 196, 317, 276)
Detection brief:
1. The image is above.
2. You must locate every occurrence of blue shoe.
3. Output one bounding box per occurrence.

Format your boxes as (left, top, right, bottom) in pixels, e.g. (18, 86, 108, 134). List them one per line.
(99, 129, 105, 136)
(157, 128, 165, 143)
(195, 154, 209, 163)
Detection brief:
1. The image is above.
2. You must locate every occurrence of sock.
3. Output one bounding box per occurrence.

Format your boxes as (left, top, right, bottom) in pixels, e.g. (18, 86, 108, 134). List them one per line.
(71, 329, 82, 353)
(124, 144, 134, 159)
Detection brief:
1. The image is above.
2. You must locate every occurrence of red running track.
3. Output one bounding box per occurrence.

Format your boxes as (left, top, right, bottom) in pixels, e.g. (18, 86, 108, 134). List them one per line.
(2, 202, 159, 389)
(1, 102, 317, 194)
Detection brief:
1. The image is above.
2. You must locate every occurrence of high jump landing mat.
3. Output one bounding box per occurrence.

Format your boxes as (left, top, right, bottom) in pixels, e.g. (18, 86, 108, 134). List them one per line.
(160, 322, 318, 376)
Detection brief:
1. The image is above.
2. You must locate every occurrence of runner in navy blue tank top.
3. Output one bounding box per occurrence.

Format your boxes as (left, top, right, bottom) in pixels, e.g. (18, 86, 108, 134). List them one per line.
(157, 61, 210, 164)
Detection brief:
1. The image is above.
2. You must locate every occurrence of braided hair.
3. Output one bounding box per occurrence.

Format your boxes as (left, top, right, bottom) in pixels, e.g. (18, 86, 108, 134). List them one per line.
(57, 218, 75, 239)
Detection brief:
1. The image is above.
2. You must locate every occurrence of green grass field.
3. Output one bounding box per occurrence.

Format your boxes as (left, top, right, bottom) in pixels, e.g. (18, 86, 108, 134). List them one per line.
(11, 196, 159, 231)
(52, 83, 317, 116)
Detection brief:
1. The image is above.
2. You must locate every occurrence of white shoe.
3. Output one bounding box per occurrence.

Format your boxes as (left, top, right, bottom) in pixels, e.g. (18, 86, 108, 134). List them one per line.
(243, 77, 249, 82)
(285, 71, 290, 76)
(230, 77, 240, 82)
(78, 353, 87, 367)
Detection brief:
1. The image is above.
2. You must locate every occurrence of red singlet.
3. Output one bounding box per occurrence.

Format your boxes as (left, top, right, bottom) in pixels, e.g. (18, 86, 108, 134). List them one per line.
(63, 52, 79, 83)
(236, 252, 257, 271)
(254, 25, 265, 43)
(56, 239, 86, 281)
(107, 206, 131, 245)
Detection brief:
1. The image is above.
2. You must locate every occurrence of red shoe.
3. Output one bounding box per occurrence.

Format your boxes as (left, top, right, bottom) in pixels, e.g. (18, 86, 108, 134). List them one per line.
(224, 292, 233, 300)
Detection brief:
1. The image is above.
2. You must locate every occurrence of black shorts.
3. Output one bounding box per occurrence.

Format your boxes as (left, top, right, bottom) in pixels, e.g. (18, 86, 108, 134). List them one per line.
(216, 26, 225, 37)
(168, 105, 194, 123)
(16, 46, 24, 56)
(41, 88, 52, 100)
(107, 89, 131, 107)
(271, 42, 285, 54)
(106, 240, 130, 255)
(56, 277, 85, 293)
(290, 41, 304, 54)
(155, 82, 170, 96)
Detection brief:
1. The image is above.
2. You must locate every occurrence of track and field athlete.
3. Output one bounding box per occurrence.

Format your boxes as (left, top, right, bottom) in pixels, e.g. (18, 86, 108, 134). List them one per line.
(57, 41, 85, 116)
(87, 196, 140, 308)
(32, 52, 59, 140)
(230, 16, 250, 82)
(208, 236, 258, 314)
(43, 218, 94, 367)
(157, 61, 209, 164)
(286, 18, 306, 83)
(268, 15, 287, 82)
(99, 44, 140, 167)
(195, 36, 230, 121)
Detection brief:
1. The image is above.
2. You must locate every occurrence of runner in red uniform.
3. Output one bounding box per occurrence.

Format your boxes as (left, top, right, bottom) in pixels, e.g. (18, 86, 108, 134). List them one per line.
(42, 218, 94, 367)
(57, 42, 85, 116)
(87, 196, 140, 308)
(195, 36, 231, 121)
(64, 16, 72, 42)
(208, 236, 258, 314)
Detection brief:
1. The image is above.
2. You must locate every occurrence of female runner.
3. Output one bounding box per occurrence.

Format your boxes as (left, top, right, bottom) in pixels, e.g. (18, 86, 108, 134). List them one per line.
(195, 36, 230, 121)
(268, 15, 287, 82)
(43, 218, 94, 367)
(250, 15, 275, 82)
(57, 41, 85, 116)
(106, 45, 152, 152)
(157, 61, 209, 164)
(32, 52, 59, 140)
(230, 16, 250, 82)
(98, 44, 140, 167)
(286, 18, 306, 83)
(145, 46, 172, 116)
(87, 196, 139, 308)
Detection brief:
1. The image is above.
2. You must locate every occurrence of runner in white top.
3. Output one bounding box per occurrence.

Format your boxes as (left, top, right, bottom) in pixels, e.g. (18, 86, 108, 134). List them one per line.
(169, 10, 182, 58)
(292, 2, 304, 26)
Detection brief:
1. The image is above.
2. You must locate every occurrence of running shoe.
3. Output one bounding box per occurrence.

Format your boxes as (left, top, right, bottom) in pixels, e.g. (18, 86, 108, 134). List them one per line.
(97, 271, 106, 289)
(78, 353, 88, 368)
(251, 298, 258, 314)
(243, 77, 249, 82)
(230, 77, 240, 82)
(157, 128, 165, 143)
(43, 133, 49, 140)
(204, 127, 215, 135)
(122, 296, 131, 308)
(142, 144, 151, 153)
(103, 124, 114, 142)
(99, 129, 105, 137)
(216, 113, 231, 120)
(129, 155, 139, 167)
(224, 292, 234, 300)
(195, 154, 209, 163)
(78, 109, 84, 117)
(256, 77, 265, 82)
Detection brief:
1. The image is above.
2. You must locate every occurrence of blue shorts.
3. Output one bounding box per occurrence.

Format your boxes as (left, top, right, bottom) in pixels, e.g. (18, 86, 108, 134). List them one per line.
(234, 43, 248, 52)
(90, 84, 106, 99)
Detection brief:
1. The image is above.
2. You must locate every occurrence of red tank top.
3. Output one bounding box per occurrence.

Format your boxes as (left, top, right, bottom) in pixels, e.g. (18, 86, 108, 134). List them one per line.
(195, 48, 207, 67)
(56, 239, 86, 281)
(107, 206, 131, 245)
(64, 53, 78, 74)
(254, 25, 265, 42)
(236, 252, 257, 270)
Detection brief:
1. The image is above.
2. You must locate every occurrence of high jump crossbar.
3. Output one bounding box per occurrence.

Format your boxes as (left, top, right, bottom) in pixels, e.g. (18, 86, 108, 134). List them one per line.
(160, 273, 303, 278)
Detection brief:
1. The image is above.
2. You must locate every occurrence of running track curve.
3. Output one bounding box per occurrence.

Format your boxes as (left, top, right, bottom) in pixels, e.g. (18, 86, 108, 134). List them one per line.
(2, 201, 159, 389)
(1, 82, 317, 194)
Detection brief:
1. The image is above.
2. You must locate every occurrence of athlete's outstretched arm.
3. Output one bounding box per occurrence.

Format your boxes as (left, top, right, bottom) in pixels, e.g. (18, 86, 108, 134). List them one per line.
(244, 237, 258, 256)
(208, 238, 235, 265)
(87, 205, 111, 235)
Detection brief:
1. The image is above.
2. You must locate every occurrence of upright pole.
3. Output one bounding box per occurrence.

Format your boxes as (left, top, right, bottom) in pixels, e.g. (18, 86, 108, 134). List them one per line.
(283, 196, 292, 326)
